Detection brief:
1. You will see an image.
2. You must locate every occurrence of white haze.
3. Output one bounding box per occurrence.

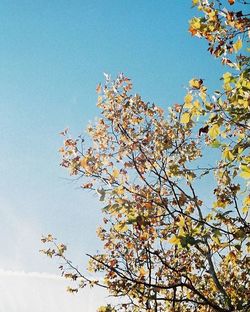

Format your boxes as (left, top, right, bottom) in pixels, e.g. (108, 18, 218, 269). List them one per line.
(0, 269, 110, 312)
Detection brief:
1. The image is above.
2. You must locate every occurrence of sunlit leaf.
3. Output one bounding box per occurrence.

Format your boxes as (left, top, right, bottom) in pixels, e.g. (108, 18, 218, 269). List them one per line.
(240, 165, 250, 179)
(180, 112, 190, 124)
(223, 148, 234, 161)
(233, 38, 242, 53)
(168, 236, 180, 245)
(114, 222, 128, 233)
(112, 168, 119, 179)
(208, 124, 220, 139)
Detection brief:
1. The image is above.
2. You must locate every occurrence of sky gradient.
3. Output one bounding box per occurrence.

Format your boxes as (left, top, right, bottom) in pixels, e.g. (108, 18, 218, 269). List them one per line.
(0, 1, 225, 310)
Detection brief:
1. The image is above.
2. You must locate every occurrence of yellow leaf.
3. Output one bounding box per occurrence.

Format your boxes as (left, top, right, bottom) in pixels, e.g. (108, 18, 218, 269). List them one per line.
(139, 232, 150, 241)
(191, 100, 202, 117)
(114, 222, 128, 233)
(189, 79, 202, 89)
(184, 101, 192, 109)
(139, 267, 147, 277)
(190, 17, 201, 30)
(193, 100, 201, 109)
(208, 124, 220, 139)
(97, 95, 102, 105)
(184, 93, 193, 103)
(179, 216, 185, 227)
(233, 38, 242, 53)
(179, 227, 185, 236)
(212, 235, 220, 245)
(242, 80, 250, 90)
(242, 205, 249, 214)
(247, 243, 250, 253)
(238, 147, 243, 155)
(98, 306, 108, 312)
(112, 168, 119, 179)
(223, 72, 232, 84)
(223, 148, 234, 161)
(115, 185, 124, 195)
(243, 195, 250, 206)
(213, 200, 227, 208)
(240, 165, 250, 179)
(127, 242, 134, 249)
(80, 157, 88, 168)
(180, 112, 190, 124)
(168, 236, 180, 245)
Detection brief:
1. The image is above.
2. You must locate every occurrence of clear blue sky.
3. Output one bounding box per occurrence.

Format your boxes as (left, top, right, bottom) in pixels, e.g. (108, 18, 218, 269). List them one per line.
(0, 0, 224, 277)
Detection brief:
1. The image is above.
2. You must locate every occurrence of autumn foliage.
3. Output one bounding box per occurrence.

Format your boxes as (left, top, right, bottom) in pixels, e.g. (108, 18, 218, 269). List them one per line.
(41, 1, 250, 311)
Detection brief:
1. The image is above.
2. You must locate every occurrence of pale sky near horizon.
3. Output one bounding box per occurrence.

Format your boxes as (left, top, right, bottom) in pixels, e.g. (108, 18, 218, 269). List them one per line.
(0, 0, 227, 310)
(0, 269, 111, 312)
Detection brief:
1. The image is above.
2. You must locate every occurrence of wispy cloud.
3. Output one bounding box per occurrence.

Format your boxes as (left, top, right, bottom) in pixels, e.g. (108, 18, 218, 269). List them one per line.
(0, 269, 109, 312)
(0, 197, 45, 272)
(0, 269, 63, 279)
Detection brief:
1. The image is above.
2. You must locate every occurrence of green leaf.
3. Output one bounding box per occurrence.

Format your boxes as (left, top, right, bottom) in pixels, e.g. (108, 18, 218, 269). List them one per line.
(96, 188, 106, 201)
(180, 235, 196, 248)
(209, 140, 221, 148)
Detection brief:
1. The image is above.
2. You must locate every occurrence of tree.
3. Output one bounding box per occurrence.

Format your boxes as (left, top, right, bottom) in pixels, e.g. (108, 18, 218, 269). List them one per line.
(41, 1, 250, 311)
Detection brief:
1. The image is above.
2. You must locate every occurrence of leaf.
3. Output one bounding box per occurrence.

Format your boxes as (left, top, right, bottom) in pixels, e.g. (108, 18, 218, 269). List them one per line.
(233, 38, 242, 52)
(208, 124, 220, 139)
(243, 195, 250, 206)
(209, 140, 221, 148)
(144, 202, 153, 209)
(223, 148, 234, 161)
(168, 236, 180, 245)
(212, 235, 220, 245)
(114, 222, 128, 233)
(80, 157, 88, 169)
(82, 182, 93, 189)
(240, 165, 250, 179)
(213, 200, 227, 208)
(189, 79, 203, 89)
(179, 216, 185, 227)
(96, 188, 106, 201)
(96, 83, 102, 93)
(115, 185, 124, 195)
(102, 204, 111, 212)
(139, 267, 147, 277)
(190, 17, 201, 30)
(180, 235, 196, 248)
(112, 168, 119, 179)
(228, 251, 237, 263)
(223, 72, 232, 84)
(184, 93, 193, 104)
(242, 205, 249, 214)
(180, 112, 190, 124)
(67, 287, 78, 293)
